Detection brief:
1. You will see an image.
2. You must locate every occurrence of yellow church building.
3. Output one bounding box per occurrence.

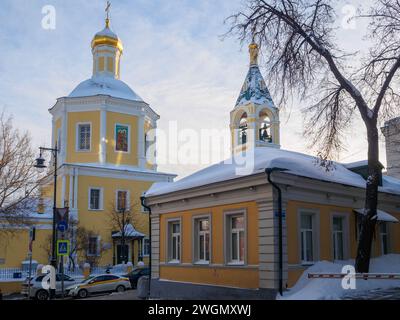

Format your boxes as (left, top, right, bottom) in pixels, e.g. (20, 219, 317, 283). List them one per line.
(143, 43, 400, 299)
(0, 15, 175, 271)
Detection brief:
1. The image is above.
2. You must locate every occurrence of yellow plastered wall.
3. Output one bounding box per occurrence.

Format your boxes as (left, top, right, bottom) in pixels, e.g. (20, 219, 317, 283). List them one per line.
(286, 200, 400, 287)
(158, 201, 259, 289)
(67, 111, 100, 163)
(76, 175, 152, 265)
(0, 228, 52, 268)
(106, 112, 138, 166)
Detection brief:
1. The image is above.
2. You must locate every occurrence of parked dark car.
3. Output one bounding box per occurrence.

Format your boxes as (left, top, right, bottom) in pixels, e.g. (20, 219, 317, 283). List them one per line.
(123, 267, 150, 289)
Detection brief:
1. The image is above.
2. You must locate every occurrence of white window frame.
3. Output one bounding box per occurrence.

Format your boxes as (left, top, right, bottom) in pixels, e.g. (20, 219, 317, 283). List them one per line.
(87, 235, 101, 257)
(114, 123, 131, 153)
(192, 215, 211, 264)
(88, 187, 104, 211)
(115, 189, 130, 212)
(142, 237, 150, 257)
(298, 209, 320, 265)
(330, 213, 350, 261)
(76, 122, 92, 152)
(224, 209, 247, 266)
(166, 218, 181, 264)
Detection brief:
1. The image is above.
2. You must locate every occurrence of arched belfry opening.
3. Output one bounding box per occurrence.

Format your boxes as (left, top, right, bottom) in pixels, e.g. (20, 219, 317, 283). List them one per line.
(239, 112, 248, 145)
(259, 111, 272, 143)
(230, 42, 280, 153)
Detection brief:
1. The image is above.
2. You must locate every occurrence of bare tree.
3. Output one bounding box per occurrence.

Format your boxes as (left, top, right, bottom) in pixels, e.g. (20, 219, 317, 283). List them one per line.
(226, 0, 400, 272)
(76, 227, 107, 268)
(0, 111, 47, 234)
(107, 200, 141, 264)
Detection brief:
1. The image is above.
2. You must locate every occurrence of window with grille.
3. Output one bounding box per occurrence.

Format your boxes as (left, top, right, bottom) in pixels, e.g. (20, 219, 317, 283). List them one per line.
(78, 123, 91, 151)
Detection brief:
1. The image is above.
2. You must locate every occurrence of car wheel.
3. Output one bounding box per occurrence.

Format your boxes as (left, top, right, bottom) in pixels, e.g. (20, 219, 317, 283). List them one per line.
(36, 290, 49, 301)
(116, 285, 125, 293)
(77, 289, 89, 299)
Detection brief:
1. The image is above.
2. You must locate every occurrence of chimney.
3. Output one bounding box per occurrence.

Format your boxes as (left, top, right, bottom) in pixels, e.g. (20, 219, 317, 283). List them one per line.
(381, 117, 400, 179)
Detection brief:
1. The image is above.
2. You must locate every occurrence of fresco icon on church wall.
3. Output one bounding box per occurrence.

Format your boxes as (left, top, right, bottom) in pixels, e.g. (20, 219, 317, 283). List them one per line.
(115, 124, 128, 152)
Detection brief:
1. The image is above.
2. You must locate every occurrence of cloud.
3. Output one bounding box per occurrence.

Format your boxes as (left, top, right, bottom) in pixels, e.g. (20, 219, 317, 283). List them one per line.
(0, 0, 388, 179)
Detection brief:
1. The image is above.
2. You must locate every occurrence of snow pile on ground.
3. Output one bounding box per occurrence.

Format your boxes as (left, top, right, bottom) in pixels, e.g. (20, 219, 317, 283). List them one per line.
(280, 254, 400, 300)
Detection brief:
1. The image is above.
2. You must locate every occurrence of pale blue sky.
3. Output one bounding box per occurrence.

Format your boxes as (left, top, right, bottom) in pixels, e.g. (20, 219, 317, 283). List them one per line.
(0, 0, 389, 178)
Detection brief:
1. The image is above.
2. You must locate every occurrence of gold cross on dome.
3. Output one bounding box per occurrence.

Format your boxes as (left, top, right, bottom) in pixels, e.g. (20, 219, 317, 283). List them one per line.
(105, 1, 111, 20)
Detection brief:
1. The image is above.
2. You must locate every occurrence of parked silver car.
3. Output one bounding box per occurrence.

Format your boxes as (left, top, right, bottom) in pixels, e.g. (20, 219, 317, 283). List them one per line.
(67, 274, 131, 298)
(21, 274, 80, 300)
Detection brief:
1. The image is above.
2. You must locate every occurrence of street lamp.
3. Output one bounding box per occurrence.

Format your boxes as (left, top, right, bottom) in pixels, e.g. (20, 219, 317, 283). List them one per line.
(34, 144, 59, 299)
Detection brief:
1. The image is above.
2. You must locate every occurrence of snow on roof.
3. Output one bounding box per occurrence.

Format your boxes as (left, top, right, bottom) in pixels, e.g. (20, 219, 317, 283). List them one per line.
(112, 224, 145, 238)
(145, 147, 400, 197)
(354, 208, 399, 223)
(64, 162, 176, 179)
(343, 160, 369, 169)
(235, 64, 275, 108)
(69, 76, 143, 102)
(0, 198, 53, 222)
(384, 116, 400, 127)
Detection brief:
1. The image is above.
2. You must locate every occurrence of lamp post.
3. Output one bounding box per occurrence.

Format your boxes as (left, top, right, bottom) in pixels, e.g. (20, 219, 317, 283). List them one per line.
(34, 143, 59, 299)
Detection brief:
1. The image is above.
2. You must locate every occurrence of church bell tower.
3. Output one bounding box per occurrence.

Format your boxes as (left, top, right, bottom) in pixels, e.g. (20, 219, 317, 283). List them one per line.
(230, 42, 280, 153)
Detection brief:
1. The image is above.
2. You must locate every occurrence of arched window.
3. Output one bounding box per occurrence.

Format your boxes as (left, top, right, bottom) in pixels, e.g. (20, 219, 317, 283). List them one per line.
(239, 113, 248, 145)
(259, 112, 272, 143)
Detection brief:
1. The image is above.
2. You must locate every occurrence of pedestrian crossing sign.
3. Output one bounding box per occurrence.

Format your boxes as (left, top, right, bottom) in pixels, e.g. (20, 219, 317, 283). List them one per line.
(57, 240, 70, 257)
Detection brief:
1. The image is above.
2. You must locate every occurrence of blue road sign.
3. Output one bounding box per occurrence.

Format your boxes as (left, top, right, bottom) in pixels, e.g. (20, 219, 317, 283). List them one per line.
(57, 221, 68, 232)
(57, 240, 70, 256)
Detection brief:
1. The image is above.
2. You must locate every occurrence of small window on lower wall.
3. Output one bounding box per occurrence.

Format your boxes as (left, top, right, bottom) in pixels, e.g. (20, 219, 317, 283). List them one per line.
(87, 236, 100, 257)
(300, 212, 316, 265)
(142, 237, 150, 256)
(332, 216, 345, 261)
(167, 220, 181, 263)
(225, 212, 246, 265)
(193, 217, 210, 264)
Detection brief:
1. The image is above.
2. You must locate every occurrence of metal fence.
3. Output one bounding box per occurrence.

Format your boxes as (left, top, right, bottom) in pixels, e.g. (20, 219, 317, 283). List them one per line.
(0, 268, 29, 280)
(0, 266, 113, 280)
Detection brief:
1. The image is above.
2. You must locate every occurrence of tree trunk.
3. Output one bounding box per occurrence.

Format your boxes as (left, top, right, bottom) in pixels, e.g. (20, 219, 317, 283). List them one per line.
(355, 124, 380, 273)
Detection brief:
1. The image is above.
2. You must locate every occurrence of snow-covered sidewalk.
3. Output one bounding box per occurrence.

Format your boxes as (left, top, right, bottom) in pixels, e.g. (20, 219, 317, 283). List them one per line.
(279, 254, 400, 300)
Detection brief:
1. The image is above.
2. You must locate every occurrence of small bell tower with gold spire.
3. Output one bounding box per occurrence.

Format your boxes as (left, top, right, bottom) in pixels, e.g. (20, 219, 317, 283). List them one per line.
(230, 41, 280, 154)
(91, 1, 123, 79)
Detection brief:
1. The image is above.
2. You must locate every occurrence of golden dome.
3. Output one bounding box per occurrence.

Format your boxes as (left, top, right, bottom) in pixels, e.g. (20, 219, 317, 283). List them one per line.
(91, 18, 123, 52)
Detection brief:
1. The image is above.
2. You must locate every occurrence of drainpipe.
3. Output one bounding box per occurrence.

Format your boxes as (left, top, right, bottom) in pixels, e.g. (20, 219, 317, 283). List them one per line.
(265, 167, 288, 296)
(140, 195, 152, 299)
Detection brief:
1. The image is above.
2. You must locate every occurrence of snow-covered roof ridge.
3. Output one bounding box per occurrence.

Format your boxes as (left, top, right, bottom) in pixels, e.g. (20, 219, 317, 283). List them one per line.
(112, 224, 145, 238)
(68, 76, 143, 102)
(146, 147, 400, 197)
(235, 64, 275, 108)
(384, 116, 400, 127)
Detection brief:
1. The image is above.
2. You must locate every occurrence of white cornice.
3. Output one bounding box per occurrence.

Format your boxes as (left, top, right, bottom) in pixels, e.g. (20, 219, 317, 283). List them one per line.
(49, 95, 160, 121)
(58, 163, 176, 183)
